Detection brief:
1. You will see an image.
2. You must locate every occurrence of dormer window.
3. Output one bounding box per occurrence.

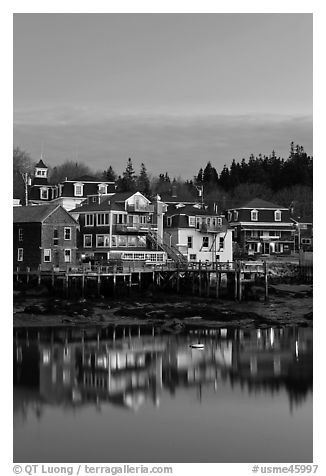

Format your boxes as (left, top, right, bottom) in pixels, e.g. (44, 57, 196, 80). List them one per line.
(217, 218, 222, 226)
(189, 216, 196, 227)
(167, 217, 172, 227)
(227, 211, 232, 222)
(98, 184, 107, 195)
(234, 211, 239, 221)
(251, 209, 258, 221)
(74, 183, 84, 197)
(274, 210, 282, 222)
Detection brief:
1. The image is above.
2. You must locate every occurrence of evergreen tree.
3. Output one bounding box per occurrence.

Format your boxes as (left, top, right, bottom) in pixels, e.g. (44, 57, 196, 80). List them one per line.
(117, 158, 136, 192)
(103, 165, 117, 182)
(136, 163, 151, 197)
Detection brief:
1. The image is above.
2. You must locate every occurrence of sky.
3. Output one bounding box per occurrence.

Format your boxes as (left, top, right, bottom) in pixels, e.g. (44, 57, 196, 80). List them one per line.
(13, 13, 313, 178)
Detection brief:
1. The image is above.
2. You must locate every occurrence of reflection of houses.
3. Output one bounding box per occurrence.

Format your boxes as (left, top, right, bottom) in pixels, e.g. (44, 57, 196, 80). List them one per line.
(226, 198, 295, 256)
(28, 159, 116, 211)
(13, 204, 79, 271)
(70, 191, 167, 265)
(13, 326, 313, 415)
(164, 204, 233, 263)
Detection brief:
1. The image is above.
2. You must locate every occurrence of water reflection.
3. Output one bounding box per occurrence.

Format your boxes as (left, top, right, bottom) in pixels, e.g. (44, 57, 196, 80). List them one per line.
(14, 325, 312, 420)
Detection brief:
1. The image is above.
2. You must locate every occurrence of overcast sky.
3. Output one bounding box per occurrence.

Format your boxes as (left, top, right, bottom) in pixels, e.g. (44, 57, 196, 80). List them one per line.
(13, 13, 312, 177)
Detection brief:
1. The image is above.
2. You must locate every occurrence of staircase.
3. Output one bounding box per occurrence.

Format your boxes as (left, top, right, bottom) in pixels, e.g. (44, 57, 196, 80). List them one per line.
(147, 231, 188, 265)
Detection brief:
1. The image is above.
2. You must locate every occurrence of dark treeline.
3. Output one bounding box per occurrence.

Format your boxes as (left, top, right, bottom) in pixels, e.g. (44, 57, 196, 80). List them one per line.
(13, 142, 312, 218)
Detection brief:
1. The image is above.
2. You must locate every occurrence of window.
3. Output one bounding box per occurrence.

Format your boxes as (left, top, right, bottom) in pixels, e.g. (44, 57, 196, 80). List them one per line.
(189, 216, 196, 227)
(96, 235, 110, 247)
(251, 210, 258, 221)
(196, 217, 201, 229)
(64, 227, 71, 240)
(98, 184, 107, 194)
(234, 211, 239, 221)
(18, 228, 23, 242)
(53, 229, 59, 245)
(167, 217, 172, 227)
(190, 254, 197, 261)
(301, 238, 311, 245)
(40, 187, 48, 200)
(227, 212, 232, 222)
(187, 236, 193, 249)
(44, 249, 51, 262)
(139, 215, 147, 224)
(84, 235, 92, 247)
(97, 213, 109, 226)
(219, 237, 224, 250)
(85, 214, 94, 226)
(202, 237, 209, 248)
(17, 248, 23, 261)
(116, 214, 126, 224)
(274, 210, 282, 222)
(74, 183, 84, 197)
(64, 249, 71, 262)
(217, 218, 222, 226)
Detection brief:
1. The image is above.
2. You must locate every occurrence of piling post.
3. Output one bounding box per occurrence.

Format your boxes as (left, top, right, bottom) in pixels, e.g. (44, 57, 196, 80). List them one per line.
(16, 266, 19, 282)
(176, 263, 180, 293)
(81, 272, 85, 297)
(206, 272, 210, 297)
(65, 272, 69, 298)
(264, 260, 269, 302)
(215, 271, 220, 299)
(26, 267, 30, 284)
(113, 274, 117, 295)
(97, 273, 101, 296)
(192, 271, 195, 294)
(37, 265, 41, 285)
(238, 268, 242, 302)
(51, 267, 55, 287)
(138, 272, 141, 290)
(234, 262, 238, 301)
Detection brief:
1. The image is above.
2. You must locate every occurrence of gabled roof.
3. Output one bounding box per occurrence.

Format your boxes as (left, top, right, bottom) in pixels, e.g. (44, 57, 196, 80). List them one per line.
(13, 204, 61, 223)
(71, 192, 138, 213)
(237, 198, 287, 210)
(35, 159, 47, 168)
(291, 214, 313, 224)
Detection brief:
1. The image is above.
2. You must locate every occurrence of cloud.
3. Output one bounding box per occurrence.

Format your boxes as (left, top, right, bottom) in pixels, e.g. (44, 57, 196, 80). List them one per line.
(13, 110, 313, 177)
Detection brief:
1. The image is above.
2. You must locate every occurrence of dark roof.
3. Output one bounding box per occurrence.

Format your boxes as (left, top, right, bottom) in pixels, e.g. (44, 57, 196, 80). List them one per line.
(166, 204, 222, 217)
(13, 204, 60, 223)
(35, 159, 47, 168)
(71, 192, 146, 213)
(160, 191, 198, 204)
(69, 175, 105, 182)
(110, 191, 136, 202)
(238, 198, 287, 210)
(31, 177, 49, 186)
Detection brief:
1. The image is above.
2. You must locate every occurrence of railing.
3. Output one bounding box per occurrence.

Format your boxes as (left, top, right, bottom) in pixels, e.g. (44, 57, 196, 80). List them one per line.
(113, 223, 157, 233)
(126, 204, 155, 213)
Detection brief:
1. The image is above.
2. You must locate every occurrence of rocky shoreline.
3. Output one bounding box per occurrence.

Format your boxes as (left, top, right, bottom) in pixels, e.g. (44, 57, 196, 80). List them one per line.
(13, 283, 313, 330)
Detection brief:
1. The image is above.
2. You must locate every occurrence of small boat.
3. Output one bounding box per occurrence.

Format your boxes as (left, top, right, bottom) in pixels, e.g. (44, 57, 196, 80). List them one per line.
(190, 343, 204, 349)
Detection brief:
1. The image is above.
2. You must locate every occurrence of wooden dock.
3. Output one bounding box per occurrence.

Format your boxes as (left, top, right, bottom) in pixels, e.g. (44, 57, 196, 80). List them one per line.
(14, 260, 269, 302)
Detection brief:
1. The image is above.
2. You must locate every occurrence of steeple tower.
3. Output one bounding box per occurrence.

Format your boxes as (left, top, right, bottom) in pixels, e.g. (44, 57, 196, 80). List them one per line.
(34, 155, 48, 181)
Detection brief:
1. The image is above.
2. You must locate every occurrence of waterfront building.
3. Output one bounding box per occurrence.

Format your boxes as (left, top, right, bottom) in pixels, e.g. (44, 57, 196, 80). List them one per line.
(226, 198, 295, 256)
(13, 204, 79, 271)
(70, 191, 167, 265)
(28, 159, 116, 211)
(291, 215, 313, 251)
(163, 203, 233, 263)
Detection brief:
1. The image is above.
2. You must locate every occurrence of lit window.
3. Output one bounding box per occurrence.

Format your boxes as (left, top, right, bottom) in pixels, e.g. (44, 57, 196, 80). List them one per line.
(64, 227, 71, 240)
(189, 216, 196, 227)
(64, 249, 71, 262)
(17, 248, 23, 261)
(18, 229, 23, 242)
(44, 249, 51, 262)
(251, 210, 258, 221)
(98, 184, 107, 194)
(84, 235, 92, 247)
(234, 211, 239, 221)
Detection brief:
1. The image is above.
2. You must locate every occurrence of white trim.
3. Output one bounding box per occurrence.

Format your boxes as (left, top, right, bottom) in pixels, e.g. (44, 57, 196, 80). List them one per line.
(83, 234, 92, 248)
(229, 222, 293, 227)
(96, 213, 110, 226)
(274, 210, 282, 221)
(44, 249, 51, 262)
(64, 227, 71, 240)
(85, 213, 94, 227)
(251, 209, 258, 221)
(40, 187, 49, 200)
(74, 182, 84, 197)
(17, 248, 23, 261)
(18, 228, 23, 242)
(64, 249, 71, 263)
